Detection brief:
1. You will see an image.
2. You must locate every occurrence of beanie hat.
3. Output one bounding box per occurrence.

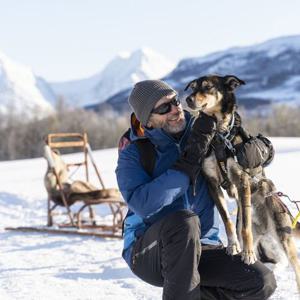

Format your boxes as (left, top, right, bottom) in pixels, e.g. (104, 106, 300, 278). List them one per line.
(128, 80, 176, 126)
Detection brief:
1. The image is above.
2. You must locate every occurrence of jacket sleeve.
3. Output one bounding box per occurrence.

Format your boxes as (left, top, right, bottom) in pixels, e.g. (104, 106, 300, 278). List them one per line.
(115, 144, 190, 219)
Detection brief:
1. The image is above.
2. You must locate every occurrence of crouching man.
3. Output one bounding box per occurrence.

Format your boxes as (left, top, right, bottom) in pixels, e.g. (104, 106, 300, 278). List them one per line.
(116, 80, 277, 300)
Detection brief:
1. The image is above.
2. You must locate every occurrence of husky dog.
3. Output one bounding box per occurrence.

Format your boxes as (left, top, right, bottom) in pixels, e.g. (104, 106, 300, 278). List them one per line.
(185, 75, 300, 291)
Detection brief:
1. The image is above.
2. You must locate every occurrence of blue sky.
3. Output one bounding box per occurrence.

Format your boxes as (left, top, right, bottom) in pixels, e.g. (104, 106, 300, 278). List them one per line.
(0, 0, 299, 81)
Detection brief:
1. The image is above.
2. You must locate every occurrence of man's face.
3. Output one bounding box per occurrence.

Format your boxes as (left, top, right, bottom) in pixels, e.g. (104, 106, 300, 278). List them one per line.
(147, 93, 186, 134)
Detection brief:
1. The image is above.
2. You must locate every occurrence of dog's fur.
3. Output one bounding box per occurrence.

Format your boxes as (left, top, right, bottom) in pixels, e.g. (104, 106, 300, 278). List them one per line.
(251, 178, 300, 289)
(185, 75, 300, 289)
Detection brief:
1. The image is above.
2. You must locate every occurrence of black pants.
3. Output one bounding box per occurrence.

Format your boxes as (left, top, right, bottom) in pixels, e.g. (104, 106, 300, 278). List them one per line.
(130, 210, 277, 300)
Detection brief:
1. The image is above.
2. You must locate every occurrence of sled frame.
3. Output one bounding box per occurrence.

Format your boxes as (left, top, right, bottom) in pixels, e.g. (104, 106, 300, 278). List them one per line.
(44, 132, 126, 238)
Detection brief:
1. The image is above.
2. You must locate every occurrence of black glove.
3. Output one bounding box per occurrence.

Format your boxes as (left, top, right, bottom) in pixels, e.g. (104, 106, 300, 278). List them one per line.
(234, 134, 274, 169)
(172, 112, 217, 182)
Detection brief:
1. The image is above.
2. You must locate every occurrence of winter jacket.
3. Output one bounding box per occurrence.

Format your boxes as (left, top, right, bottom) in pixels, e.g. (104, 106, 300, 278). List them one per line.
(116, 111, 221, 267)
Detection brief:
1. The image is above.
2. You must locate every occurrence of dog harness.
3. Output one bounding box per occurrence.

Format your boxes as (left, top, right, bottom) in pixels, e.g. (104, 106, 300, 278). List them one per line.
(210, 112, 273, 190)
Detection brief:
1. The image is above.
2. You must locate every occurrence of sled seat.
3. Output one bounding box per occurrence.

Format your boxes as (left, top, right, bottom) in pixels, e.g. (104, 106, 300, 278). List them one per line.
(43, 132, 126, 238)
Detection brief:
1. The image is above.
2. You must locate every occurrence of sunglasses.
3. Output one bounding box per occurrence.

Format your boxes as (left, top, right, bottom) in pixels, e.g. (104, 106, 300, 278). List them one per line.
(151, 96, 181, 115)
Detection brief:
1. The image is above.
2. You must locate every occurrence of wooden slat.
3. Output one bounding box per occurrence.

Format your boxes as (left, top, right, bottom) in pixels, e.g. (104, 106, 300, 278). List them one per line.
(47, 133, 85, 149)
(5, 226, 122, 239)
(67, 162, 85, 167)
(48, 133, 84, 138)
(48, 141, 85, 148)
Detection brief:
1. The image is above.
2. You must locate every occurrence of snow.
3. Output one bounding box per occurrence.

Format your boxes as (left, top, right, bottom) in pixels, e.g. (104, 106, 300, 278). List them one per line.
(244, 88, 300, 103)
(1, 139, 300, 299)
(248, 76, 300, 103)
(173, 35, 300, 106)
(51, 47, 176, 107)
(179, 35, 300, 68)
(253, 35, 300, 57)
(0, 51, 55, 118)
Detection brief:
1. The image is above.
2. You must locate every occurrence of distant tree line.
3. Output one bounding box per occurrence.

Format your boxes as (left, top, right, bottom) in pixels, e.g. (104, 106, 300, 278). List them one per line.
(0, 103, 299, 161)
(0, 101, 130, 161)
(240, 105, 300, 137)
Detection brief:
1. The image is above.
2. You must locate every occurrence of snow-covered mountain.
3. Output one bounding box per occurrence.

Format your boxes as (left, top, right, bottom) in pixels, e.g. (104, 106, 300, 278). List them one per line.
(99, 35, 300, 113)
(169, 35, 300, 105)
(2, 36, 299, 118)
(51, 47, 176, 107)
(0, 52, 56, 118)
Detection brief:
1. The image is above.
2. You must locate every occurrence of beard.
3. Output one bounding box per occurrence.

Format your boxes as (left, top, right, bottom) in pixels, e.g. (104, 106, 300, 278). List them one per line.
(162, 111, 186, 134)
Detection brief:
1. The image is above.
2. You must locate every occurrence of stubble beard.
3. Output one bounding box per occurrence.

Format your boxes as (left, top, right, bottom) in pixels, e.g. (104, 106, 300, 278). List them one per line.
(163, 112, 186, 134)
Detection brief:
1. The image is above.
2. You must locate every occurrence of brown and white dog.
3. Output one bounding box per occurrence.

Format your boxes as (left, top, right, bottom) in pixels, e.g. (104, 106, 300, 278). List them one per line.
(185, 74, 256, 263)
(185, 75, 300, 290)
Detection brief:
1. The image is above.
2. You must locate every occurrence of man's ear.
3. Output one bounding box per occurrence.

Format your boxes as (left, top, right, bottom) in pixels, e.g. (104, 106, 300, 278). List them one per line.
(146, 118, 153, 129)
(184, 79, 197, 91)
(224, 75, 245, 91)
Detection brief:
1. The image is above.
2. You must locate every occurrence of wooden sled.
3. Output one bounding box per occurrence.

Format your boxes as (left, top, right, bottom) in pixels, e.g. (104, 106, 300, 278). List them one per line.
(6, 133, 126, 239)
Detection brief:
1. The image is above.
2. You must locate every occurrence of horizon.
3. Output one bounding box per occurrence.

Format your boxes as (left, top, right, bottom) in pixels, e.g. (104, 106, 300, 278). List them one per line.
(1, 0, 300, 81)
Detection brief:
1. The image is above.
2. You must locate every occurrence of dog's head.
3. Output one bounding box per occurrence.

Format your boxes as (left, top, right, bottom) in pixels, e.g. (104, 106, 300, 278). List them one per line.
(184, 75, 245, 115)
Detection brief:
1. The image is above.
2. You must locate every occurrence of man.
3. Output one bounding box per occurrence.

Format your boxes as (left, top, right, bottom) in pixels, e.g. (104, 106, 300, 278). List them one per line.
(116, 80, 276, 300)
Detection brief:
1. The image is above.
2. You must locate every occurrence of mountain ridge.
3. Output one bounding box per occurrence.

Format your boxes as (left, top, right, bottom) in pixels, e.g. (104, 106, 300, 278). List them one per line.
(97, 35, 300, 113)
(51, 47, 176, 107)
(0, 51, 55, 118)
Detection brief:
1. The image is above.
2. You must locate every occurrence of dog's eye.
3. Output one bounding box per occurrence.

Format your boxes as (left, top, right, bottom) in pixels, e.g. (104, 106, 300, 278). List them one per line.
(201, 81, 213, 90)
(202, 81, 208, 87)
(190, 82, 197, 90)
(203, 84, 214, 91)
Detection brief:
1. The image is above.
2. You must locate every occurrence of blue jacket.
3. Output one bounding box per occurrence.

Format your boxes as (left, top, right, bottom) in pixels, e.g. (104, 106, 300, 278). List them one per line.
(116, 111, 221, 267)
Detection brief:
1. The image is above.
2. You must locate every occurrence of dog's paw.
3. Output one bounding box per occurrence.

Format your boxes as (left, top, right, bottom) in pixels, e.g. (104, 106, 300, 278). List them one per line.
(226, 242, 241, 256)
(241, 250, 257, 265)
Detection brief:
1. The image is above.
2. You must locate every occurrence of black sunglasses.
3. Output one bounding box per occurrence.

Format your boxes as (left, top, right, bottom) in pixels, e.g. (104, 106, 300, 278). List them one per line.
(151, 96, 180, 115)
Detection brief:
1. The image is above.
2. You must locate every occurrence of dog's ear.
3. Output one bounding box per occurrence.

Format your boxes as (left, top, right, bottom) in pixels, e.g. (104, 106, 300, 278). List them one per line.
(224, 75, 245, 91)
(184, 79, 197, 91)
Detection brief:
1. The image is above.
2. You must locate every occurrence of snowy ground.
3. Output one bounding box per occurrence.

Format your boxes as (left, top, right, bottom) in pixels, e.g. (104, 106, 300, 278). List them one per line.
(1, 138, 300, 299)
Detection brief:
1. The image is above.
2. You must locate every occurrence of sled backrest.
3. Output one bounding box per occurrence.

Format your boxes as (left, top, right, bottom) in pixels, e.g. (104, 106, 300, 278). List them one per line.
(46, 133, 89, 181)
(44, 132, 105, 189)
(43, 132, 126, 235)
(44, 147, 69, 194)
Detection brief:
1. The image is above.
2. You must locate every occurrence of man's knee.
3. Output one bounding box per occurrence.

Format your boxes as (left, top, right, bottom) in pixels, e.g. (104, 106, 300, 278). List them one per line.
(225, 259, 277, 300)
(256, 269, 277, 300)
(242, 265, 277, 300)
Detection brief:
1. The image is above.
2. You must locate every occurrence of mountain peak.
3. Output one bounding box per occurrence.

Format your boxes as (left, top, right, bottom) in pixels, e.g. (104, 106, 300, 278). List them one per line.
(52, 47, 176, 107)
(0, 52, 55, 117)
(103, 34, 300, 113)
(131, 46, 159, 58)
(117, 51, 131, 60)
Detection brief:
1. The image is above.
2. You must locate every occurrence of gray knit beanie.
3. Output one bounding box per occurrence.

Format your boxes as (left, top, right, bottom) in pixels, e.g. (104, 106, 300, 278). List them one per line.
(128, 80, 176, 126)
